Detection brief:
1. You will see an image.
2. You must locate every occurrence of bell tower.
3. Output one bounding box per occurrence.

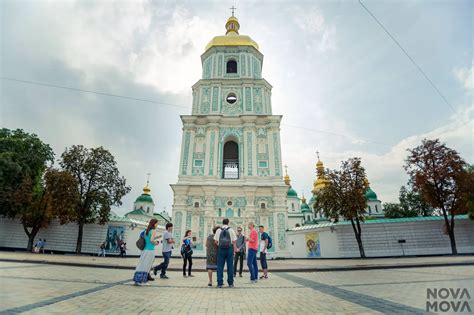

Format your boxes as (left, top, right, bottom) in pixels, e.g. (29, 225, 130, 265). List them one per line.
(171, 14, 289, 257)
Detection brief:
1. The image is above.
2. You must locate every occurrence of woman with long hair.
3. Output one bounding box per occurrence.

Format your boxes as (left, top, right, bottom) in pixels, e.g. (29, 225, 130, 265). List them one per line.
(133, 218, 160, 286)
(205, 226, 219, 286)
(182, 230, 194, 277)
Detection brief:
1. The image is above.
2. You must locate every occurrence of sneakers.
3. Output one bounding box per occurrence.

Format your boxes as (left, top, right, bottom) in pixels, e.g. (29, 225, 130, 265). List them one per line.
(229, 284, 234, 288)
(208, 283, 212, 287)
(160, 275, 169, 279)
(147, 275, 155, 281)
(217, 285, 223, 288)
(259, 275, 268, 280)
(239, 274, 243, 278)
(153, 268, 158, 276)
(188, 275, 195, 277)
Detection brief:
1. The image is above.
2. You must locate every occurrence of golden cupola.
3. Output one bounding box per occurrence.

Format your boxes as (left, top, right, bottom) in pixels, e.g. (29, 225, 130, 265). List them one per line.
(205, 14, 259, 52)
(312, 156, 328, 194)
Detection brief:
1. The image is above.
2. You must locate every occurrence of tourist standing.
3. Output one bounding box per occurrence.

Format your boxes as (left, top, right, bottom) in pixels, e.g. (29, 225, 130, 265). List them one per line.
(120, 242, 127, 258)
(206, 226, 219, 286)
(247, 222, 259, 283)
(233, 227, 246, 278)
(153, 222, 174, 279)
(132, 218, 160, 286)
(259, 225, 269, 279)
(34, 239, 41, 253)
(214, 218, 237, 288)
(182, 230, 194, 277)
(98, 241, 106, 257)
(40, 239, 46, 254)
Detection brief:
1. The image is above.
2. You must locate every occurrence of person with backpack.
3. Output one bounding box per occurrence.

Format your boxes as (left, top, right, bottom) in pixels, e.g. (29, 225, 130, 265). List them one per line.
(132, 218, 160, 286)
(214, 218, 237, 288)
(181, 230, 194, 277)
(259, 225, 272, 280)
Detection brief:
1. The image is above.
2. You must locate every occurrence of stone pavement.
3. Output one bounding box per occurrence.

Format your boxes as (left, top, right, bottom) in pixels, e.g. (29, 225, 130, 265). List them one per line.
(1, 251, 473, 272)
(0, 260, 473, 314)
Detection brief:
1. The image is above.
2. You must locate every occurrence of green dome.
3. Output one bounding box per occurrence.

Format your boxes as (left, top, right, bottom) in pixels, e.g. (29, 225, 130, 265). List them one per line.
(365, 188, 378, 201)
(308, 195, 316, 205)
(135, 194, 154, 204)
(301, 202, 311, 212)
(287, 187, 298, 198)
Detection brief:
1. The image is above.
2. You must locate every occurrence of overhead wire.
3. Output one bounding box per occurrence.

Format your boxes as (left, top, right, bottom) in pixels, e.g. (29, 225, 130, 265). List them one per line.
(358, 0, 456, 113)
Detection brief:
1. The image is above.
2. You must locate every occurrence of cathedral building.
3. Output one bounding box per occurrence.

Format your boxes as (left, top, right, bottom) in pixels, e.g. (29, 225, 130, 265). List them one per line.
(171, 14, 289, 256)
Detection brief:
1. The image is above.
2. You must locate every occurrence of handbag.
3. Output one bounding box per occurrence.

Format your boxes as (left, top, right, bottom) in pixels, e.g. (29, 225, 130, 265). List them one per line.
(136, 230, 145, 250)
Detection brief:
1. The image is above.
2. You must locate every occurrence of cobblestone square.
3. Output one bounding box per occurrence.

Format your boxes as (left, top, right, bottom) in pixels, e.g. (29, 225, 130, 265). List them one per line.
(1, 260, 473, 314)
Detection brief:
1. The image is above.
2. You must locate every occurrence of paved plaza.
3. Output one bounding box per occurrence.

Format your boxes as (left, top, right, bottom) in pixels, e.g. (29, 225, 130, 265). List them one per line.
(0, 260, 473, 314)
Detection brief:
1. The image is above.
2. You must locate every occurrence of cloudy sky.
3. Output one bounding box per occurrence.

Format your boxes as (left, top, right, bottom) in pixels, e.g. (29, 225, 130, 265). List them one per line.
(1, 0, 472, 216)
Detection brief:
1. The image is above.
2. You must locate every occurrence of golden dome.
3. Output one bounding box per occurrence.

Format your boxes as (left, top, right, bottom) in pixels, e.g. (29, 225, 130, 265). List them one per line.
(205, 15, 259, 52)
(143, 185, 151, 195)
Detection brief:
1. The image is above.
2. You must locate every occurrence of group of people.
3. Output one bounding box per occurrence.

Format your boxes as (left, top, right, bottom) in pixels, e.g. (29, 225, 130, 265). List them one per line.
(98, 241, 127, 257)
(132, 217, 270, 288)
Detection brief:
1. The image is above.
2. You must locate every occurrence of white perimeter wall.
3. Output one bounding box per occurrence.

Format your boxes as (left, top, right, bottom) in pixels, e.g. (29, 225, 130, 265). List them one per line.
(288, 218, 474, 258)
(0, 218, 166, 256)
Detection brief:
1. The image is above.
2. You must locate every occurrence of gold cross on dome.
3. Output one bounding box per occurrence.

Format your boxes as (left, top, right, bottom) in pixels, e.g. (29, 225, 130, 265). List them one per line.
(146, 172, 151, 186)
(230, 6, 237, 16)
(316, 150, 320, 160)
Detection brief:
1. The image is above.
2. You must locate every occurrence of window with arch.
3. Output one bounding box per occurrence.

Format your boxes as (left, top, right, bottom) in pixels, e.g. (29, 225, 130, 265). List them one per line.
(194, 202, 199, 208)
(260, 203, 266, 209)
(238, 208, 241, 217)
(226, 60, 237, 73)
(368, 205, 372, 214)
(375, 204, 378, 212)
(291, 203, 295, 211)
(307, 215, 310, 221)
(223, 140, 239, 179)
(218, 208, 222, 217)
(147, 207, 150, 213)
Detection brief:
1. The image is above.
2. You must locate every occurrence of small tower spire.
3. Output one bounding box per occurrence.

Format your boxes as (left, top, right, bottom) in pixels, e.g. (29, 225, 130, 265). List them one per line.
(284, 164, 291, 186)
(143, 173, 151, 195)
(229, 5, 237, 16)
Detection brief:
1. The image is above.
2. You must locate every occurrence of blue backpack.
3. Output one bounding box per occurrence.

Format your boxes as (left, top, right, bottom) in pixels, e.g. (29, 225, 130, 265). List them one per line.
(267, 234, 273, 249)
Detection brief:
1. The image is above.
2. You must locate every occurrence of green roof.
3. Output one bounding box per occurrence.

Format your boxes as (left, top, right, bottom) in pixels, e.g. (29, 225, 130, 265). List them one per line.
(288, 214, 470, 231)
(287, 187, 298, 198)
(135, 194, 154, 204)
(153, 212, 171, 223)
(125, 208, 150, 217)
(365, 187, 378, 201)
(301, 202, 311, 213)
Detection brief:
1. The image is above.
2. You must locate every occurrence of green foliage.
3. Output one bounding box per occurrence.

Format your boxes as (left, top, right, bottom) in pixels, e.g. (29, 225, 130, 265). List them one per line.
(315, 157, 368, 257)
(59, 145, 131, 253)
(399, 185, 433, 217)
(0, 128, 54, 217)
(383, 202, 417, 218)
(404, 138, 471, 254)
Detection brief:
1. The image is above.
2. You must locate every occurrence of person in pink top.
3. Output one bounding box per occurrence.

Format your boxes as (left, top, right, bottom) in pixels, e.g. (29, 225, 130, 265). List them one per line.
(246, 222, 259, 283)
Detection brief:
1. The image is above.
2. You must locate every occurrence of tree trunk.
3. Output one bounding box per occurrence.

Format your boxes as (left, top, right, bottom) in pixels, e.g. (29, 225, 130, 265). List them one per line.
(76, 222, 84, 253)
(441, 210, 458, 255)
(448, 214, 457, 255)
(23, 224, 40, 252)
(350, 218, 366, 258)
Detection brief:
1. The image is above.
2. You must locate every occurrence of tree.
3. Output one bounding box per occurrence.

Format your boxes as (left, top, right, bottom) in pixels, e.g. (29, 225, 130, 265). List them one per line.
(14, 169, 79, 250)
(465, 165, 474, 220)
(399, 185, 433, 216)
(383, 202, 417, 218)
(0, 129, 55, 250)
(315, 157, 368, 258)
(59, 145, 131, 253)
(404, 139, 471, 255)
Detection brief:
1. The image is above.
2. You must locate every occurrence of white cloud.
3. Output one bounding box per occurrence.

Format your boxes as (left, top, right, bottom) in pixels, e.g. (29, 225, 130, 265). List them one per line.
(291, 6, 337, 53)
(454, 64, 473, 91)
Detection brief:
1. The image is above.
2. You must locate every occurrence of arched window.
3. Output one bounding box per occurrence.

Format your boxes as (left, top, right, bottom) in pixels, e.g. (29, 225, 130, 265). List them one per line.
(291, 204, 295, 211)
(368, 205, 372, 214)
(223, 141, 239, 179)
(226, 208, 234, 217)
(226, 60, 237, 73)
(147, 207, 150, 213)
(260, 203, 266, 209)
(375, 204, 378, 212)
(218, 208, 222, 217)
(194, 202, 199, 208)
(238, 208, 241, 217)
(307, 215, 310, 221)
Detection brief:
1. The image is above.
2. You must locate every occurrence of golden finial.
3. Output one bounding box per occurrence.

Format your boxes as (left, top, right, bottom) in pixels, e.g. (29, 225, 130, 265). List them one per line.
(225, 8, 240, 35)
(283, 164, 291, 185)
(143, 173, 151, 195)
(230, 5, 236, 16)
(301, 191, 307, 204)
